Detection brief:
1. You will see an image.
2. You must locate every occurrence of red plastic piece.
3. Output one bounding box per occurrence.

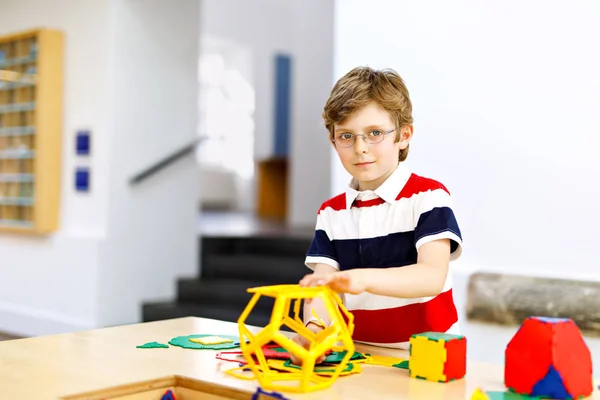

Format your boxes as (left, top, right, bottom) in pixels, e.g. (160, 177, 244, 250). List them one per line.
(504, 317, 593, 398)
(443, 336, 467, 380)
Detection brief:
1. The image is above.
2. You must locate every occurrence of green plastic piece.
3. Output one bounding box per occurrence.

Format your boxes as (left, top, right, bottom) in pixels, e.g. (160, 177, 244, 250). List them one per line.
(271, 346, 289, 353)
(283, 359, 355, 373)
(485, 391, 542, 400)
(392, 360, 409, 369)
(136, 341, 169, 349)
(411, 332, 465, 342)
(324, 350, 366, 363)
(168, 334, 241, 350)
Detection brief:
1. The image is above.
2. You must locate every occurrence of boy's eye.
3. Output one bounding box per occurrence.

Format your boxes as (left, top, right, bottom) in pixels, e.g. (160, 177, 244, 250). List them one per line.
(368, 130, 383, 137)
(339, 133, 353, 140)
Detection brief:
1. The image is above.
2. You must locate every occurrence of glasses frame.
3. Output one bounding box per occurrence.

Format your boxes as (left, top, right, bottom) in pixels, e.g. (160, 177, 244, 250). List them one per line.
(332, 128, 396, 148)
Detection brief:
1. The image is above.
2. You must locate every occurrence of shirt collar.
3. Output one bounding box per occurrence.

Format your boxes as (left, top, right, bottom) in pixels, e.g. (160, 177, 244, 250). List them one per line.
(345, 162, 411, 209)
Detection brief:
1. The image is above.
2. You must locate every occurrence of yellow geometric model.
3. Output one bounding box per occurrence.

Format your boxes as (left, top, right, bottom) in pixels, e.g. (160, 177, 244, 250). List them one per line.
(236, 284, 355, 393)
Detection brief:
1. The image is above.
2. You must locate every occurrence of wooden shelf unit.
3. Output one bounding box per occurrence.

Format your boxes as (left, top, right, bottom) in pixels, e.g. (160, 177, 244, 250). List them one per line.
(0, 28, 63, 234)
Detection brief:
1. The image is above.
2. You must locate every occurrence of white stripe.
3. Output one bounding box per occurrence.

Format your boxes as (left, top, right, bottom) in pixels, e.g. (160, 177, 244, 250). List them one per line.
(416, 231, 463, 260)
(344, 276, 453, 311)
(305, 256, 340, 270)
(318, 188, 453, 240)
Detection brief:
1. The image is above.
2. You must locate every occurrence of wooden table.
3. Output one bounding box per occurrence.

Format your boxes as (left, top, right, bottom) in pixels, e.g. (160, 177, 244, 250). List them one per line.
(0, 317, 596, 400)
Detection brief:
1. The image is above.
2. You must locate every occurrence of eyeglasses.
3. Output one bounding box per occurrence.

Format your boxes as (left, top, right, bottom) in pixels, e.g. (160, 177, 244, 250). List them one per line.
(332, 129, 395, 148)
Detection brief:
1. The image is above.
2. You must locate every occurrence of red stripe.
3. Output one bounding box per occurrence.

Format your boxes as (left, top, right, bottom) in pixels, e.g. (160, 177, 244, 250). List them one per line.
(396, 174, 450, 200)
(319, 193, 346, 212)
(348, 289, 458, 344)
(352, 197, 385, 208)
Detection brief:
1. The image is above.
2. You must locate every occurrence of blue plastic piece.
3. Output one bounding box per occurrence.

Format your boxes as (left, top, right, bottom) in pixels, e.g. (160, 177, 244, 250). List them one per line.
(161, 389, 176, 400)
(75, 168, 90, 192)
(251, 387, 289, 400)
(531, 366, 570, 399)
(533, 316, 570, 324)
(76, 130, 91, 155)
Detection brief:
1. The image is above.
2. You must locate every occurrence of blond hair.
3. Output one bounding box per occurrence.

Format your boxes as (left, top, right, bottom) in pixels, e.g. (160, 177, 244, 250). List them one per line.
(323, 66, 413, 161)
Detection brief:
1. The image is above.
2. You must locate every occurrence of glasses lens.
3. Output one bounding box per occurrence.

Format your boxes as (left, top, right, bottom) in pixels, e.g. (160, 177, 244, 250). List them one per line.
(336, 134, 354, 147)
(365, 131, 387, 144)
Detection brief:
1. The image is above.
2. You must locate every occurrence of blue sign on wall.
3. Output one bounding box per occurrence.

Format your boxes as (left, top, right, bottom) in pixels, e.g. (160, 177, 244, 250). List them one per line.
(273, 54, 292, 157)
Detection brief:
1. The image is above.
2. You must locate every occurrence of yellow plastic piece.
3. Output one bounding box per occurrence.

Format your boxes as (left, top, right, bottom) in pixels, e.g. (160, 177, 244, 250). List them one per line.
(469, 388, 490, 400)
(363, 355, 408, 367)
(409, 334, 447, 382)
(189, 336, 233, 345)
(237, 284, 355, 393)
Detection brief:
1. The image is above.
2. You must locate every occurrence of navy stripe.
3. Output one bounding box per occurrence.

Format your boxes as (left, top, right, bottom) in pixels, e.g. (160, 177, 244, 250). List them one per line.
(307, 207, 461, 270)
(333, 231, 418, 271)
(415, 207, 462, 253)
(307, 229, 338, 261)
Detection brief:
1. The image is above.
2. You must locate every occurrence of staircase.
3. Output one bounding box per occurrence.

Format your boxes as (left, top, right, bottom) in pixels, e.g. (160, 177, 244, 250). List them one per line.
(142, 233, 313, 328)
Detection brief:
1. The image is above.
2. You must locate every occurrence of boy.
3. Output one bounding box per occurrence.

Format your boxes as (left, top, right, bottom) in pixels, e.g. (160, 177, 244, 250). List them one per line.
(291, 66, 463, 364)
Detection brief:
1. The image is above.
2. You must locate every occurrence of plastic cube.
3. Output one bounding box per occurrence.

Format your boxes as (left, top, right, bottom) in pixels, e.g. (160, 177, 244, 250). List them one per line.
(409, 331, 467, 382)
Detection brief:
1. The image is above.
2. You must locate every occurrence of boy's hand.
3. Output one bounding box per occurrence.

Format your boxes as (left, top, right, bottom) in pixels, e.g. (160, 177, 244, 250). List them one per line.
(289, 322, 327, 366)
(299, 270, 366, 295)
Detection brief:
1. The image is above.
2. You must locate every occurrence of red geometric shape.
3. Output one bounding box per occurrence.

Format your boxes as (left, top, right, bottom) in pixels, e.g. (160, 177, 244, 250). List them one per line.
(505, 317, 553, 393)
(552, 319, 593, 398)
(504, 317, 593, 398)
(443, 336, 467, 380)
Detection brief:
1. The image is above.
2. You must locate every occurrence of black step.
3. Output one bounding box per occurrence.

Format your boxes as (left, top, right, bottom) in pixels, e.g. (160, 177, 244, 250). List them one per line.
(142, 301, 273, 328)
(201, 236, 312, 259)
(201, 254, 308, 283)
(177, 278, 275, 312)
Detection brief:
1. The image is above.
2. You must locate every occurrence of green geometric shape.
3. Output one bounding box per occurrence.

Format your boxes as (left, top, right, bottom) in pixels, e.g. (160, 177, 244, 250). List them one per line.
(484, 391, 542, 400)
(410, 332, 465, 342)
(392, 360, 409, 369)
(136, 341, 169, 349)
(271, 346, 289, 353)
(324, 350, 366, 363)
(284, 359, 355, 373)
(168, 334, 241, 350)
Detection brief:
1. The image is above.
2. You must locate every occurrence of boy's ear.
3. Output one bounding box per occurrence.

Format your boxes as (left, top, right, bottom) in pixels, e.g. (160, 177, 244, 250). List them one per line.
(399, 125, 414, 146)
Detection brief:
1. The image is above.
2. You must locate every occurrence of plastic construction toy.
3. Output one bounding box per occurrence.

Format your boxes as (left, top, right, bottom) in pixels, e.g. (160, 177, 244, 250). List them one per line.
(251, 387, 290, 399)
(160, 389, 176, 400)
(409, 332, 466, 383)
(236, 284, 355, 393)
(505, 316, 593, 399)
(470, 388, 534, 399)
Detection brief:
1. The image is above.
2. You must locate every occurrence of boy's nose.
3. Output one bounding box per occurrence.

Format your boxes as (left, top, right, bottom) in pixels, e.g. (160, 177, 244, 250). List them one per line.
(353, 136, 369, 154)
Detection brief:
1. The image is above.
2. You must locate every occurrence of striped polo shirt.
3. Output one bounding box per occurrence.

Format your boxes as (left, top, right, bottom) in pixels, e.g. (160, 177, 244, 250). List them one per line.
(305, 162, 463, 349)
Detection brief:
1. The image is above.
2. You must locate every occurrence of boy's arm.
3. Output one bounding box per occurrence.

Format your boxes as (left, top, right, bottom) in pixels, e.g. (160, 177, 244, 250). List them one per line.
(300, 239, 451, 299)
(359, 238, 450, 298)
(302, 263, 338, 328)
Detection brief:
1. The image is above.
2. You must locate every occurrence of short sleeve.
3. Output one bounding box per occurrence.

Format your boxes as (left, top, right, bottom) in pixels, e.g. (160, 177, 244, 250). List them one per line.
(413, 188, 463, 260)
(304, 211, 340, 270)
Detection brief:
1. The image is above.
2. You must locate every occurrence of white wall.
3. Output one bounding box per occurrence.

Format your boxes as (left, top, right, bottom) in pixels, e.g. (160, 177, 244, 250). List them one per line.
(98, 0, 200, 327)
(288, 0, 334, 227)
(0, 0, 113, 335)
(334, 0, 600, 372)
(199, 0, 334, 226)
(333, 0, 600, 279)
(0, 0, 200, 335)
